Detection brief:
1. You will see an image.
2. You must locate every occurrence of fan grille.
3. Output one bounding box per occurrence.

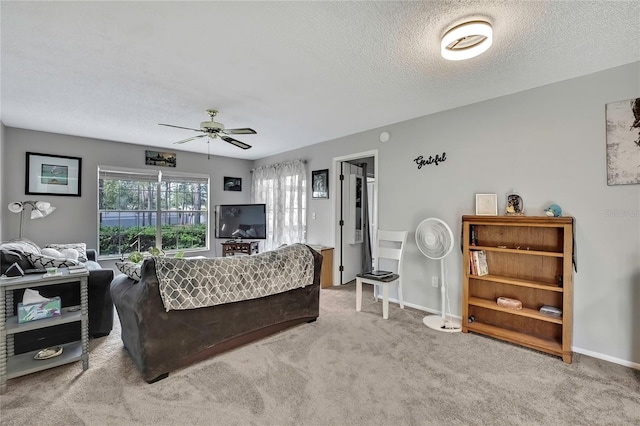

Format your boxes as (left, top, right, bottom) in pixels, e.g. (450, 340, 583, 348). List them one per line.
(415, 218, 454, 259)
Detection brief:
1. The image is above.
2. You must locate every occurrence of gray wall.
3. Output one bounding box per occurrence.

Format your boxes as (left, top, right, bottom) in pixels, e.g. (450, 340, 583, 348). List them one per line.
(2, 128, 253, 268)
(256, 62, 640, 367)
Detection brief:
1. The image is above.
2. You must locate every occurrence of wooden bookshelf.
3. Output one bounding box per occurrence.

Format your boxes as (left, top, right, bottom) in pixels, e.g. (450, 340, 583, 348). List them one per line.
(461, 215, 574, 363)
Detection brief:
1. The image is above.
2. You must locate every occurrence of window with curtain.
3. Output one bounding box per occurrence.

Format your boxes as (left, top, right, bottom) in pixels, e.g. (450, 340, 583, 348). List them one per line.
(251, 160, 306, 251)
(98, 166, 209, 258)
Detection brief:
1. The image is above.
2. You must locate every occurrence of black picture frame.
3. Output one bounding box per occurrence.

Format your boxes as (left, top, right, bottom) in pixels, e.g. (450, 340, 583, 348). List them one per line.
(145, 150, 176, 167)
(224, 177, 242, 191)
(312, 169, 329, 199)
(26, 152, 82, 197)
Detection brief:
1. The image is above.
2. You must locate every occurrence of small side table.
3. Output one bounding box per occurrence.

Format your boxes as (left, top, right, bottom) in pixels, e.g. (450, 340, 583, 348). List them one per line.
(308, 246, 334, 288)
(0, 269, 89, 394)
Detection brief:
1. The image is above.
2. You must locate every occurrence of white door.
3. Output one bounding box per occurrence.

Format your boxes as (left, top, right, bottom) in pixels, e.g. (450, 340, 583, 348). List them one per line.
(340, 162, 363, 284)
(332, 151, 378, 286)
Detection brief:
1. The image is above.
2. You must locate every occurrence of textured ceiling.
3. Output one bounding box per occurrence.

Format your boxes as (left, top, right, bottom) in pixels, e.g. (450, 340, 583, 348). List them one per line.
(1, 1, 639, 160)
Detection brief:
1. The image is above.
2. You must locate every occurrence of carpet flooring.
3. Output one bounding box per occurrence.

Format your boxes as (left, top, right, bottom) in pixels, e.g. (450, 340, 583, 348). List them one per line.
(1, 283, 639, 425)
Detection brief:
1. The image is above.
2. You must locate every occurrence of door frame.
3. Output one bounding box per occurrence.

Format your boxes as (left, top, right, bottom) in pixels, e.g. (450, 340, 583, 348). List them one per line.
(331, 149, 379, 286)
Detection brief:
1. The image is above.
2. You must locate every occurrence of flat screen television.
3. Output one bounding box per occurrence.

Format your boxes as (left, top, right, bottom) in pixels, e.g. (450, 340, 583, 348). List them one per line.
(215, 204, 267, 240)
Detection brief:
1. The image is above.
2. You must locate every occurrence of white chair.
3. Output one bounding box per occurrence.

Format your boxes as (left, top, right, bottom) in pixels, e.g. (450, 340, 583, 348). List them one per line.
(355, 229, 407, 319)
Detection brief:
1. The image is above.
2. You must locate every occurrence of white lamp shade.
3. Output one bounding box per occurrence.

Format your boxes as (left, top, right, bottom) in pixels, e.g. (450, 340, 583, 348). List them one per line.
(31, 209, 45, 219)
(8, 202, 24, 213)
(32, 204, 56, 219)
(35, 201, 51, 211)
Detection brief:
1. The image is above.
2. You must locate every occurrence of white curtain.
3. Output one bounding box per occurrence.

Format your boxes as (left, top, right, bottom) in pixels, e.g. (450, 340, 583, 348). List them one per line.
(251, 160, 307, 251)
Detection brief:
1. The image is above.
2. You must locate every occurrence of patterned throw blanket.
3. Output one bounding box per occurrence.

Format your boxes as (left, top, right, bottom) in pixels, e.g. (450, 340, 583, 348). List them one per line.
(155, 243, 315, 311)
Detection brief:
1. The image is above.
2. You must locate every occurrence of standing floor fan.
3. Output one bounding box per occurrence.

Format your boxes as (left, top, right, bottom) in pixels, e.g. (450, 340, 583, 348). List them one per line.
(415, 218, 461, 332)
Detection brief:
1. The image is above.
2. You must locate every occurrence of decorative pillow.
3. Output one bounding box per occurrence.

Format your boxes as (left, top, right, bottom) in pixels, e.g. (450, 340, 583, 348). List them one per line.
(41, 247, 80, 261)
(116, 261, 142, 281)
(0, 249, 34, 274)
(25, 252, 80, 269)
(44, 243, 87, 262)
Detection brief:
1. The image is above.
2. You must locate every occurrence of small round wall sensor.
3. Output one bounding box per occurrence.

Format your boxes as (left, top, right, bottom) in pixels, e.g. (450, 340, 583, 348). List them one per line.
(379, 131, 390, 143)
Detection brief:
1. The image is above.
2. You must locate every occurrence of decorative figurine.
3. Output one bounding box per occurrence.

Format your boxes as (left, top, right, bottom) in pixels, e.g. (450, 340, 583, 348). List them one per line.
(505, 191, 524, 215)
(545, 204, 562, 217)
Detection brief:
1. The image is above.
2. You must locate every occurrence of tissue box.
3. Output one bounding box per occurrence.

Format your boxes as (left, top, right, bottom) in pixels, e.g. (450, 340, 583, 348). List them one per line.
(17, 297, 62, 323)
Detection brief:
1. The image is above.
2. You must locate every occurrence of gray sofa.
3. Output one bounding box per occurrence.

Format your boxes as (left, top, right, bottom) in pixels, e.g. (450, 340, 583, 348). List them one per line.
(110, 244, 322, 383)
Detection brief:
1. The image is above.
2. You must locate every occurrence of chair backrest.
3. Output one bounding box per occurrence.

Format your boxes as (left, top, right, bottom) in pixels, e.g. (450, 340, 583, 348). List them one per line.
(374, 229, 407, 274)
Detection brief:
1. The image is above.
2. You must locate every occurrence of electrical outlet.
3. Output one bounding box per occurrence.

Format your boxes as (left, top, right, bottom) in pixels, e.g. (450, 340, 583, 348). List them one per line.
(432, 276, 438, 287)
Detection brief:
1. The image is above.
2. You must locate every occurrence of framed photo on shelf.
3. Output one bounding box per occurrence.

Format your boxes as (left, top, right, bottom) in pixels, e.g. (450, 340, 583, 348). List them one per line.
(475, 193, 497, 216)
(26, 152, 82, 196)
(312, 169, 329, 199)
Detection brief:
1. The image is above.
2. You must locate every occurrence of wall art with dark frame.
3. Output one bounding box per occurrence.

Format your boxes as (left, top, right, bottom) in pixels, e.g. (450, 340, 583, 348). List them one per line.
(26, 152, 82, 196)
(145, 150, 176, 167)
(312, 169, 329, 199)
(224, 177, 242, 191)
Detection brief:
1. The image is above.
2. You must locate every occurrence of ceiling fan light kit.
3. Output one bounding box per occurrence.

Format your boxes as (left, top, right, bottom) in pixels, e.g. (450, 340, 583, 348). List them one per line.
(441, 20, 493, 61)
(159, 109, 256, 151)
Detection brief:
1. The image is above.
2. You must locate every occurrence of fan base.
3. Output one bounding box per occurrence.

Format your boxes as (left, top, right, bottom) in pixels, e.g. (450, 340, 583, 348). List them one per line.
(423, 315, 461, 333)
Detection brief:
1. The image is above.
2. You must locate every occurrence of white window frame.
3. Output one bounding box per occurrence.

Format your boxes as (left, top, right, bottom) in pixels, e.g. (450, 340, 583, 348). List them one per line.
(97, 165, 210, 259)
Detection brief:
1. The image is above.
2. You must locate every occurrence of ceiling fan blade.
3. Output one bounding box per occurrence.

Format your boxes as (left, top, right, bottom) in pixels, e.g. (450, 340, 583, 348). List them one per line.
(221, 135, 252, 150)
(159, 123, 202, 132)
(223, 128, 257, 135)
(174, 134, 207, 144)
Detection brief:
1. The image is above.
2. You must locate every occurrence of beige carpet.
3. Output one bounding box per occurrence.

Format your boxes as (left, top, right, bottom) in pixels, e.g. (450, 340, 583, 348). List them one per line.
(1, 283, 639, 425)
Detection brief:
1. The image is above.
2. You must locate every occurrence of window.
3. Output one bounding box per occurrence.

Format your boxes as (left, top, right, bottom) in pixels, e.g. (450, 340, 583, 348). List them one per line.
(251, 160, 306, 251)
(98, 166, 209, 258)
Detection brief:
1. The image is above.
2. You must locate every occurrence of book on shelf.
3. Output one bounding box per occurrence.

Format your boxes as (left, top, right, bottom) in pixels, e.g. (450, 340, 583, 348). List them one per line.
(469, 250, 477, 274)
(476, 250, 489, 276)
(470, 225, 478, 246)
(469, 250, 488, 276)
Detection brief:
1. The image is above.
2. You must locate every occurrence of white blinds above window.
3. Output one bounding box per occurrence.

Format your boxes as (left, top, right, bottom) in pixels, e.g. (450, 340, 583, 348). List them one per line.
(98, 166, 208, 184)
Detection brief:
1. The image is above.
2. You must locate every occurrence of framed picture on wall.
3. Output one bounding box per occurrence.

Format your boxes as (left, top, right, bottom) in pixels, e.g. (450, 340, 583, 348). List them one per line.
(312, 169, 329, 199)
(25, 152, 82, 196)
(224, 177, 242, 191)
(145, 150, 176, 167)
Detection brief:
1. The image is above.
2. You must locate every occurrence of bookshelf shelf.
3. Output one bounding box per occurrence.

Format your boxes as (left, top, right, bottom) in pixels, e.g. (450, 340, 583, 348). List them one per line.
(462, 215, 574, 363)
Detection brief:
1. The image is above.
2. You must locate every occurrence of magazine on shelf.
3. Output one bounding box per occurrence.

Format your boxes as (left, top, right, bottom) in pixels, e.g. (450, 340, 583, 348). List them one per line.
(67, 265, 86, 270)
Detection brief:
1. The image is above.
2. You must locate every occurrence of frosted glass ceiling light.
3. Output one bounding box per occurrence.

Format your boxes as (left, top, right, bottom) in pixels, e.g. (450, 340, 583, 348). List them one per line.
(441, 21, 493, 61)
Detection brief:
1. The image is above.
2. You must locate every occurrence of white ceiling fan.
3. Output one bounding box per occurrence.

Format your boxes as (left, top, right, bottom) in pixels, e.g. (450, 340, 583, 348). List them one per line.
(159, 109, 256, 150)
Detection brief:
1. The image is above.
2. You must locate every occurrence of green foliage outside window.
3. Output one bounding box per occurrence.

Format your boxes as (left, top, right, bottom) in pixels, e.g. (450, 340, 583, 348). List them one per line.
(99, 224, 206, 256)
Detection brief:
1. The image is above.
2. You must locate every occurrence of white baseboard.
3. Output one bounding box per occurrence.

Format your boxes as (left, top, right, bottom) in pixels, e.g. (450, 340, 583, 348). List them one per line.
(376, 294, 639, 370)
(373, 295, 461, 319)
(572, 347, 640, 370)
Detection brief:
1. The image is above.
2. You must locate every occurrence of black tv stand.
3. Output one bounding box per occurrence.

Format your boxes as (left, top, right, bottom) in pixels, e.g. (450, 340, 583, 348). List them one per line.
(221, 241, 259, 257)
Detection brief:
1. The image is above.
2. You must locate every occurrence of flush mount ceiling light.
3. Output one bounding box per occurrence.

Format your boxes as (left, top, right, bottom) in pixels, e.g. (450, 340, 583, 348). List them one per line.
(441, 20, 493, 61)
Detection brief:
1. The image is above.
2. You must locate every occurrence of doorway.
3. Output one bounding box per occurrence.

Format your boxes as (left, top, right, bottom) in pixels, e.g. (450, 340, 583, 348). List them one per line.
(332, 150, 378, 286)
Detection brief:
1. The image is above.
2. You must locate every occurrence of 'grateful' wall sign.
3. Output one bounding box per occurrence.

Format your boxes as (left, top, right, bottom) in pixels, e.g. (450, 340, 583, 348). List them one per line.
(414, 152, 446, 169)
